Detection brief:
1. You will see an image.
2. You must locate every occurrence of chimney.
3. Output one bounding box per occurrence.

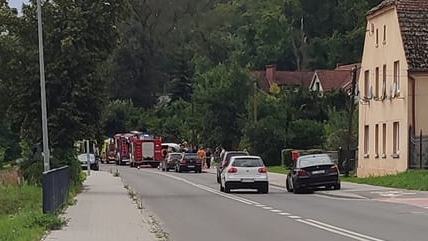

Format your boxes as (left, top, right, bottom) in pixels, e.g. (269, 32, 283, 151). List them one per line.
(265, 64, 276, 85)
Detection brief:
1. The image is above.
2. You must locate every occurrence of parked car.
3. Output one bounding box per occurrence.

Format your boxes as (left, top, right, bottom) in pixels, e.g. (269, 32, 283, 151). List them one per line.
(216, 151, 249, 183)
(162, 152, 182, 172)
(219, 155, 269, 193)
(78, 153, 99, 171)
(175, 153, 202, 173)
(286, 154, 340, 194)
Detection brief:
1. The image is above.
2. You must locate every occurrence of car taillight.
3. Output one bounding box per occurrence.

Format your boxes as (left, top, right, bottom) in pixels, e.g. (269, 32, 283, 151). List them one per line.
(181, 159, 187, 164)
(330, 166, 338, 173)
(228, 167, 238, 173)
(297, 169, 308, 176)
(258, 167, 267, 173)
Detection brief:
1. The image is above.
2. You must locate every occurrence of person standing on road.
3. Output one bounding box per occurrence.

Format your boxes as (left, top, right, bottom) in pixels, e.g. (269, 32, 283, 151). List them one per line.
(205, 148, 212, 169)
(197, 146, 206, 168)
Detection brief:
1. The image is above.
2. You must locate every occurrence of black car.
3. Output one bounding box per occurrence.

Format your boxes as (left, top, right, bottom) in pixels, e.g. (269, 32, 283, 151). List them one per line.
(216, 151, 249, 183)
(161, 152, 182, 172)
(175, 153, 202, 173)
(286, 154, 340, 193)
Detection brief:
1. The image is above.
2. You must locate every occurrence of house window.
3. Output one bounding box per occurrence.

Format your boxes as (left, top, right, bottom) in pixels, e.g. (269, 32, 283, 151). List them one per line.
(393, 122, 399, 156)
(382, 65, 387, 99)
(375, 124, 379, 157)
(394, 61, 400, 93)
(383, 25, 387, 44)
(364, 70, 370, 98)
(376, 28, 379, 47)
(315, 82, 320, 91)
(375, 67, 379, 98)
(382, 123, 386, 158)
(364, 125, 369, 157)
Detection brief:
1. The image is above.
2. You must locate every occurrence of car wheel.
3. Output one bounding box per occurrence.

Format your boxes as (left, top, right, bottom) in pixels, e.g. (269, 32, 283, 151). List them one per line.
(286, 177, 293, 192)
(334, 182, 341, 190)
(224, 182, 231, 193)
(258, 183, 269, 194)
(292, 181, 301, 194)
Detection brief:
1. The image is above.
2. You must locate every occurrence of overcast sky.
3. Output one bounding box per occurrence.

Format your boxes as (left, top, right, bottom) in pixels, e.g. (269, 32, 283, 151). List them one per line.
(8, 0, 29, 12)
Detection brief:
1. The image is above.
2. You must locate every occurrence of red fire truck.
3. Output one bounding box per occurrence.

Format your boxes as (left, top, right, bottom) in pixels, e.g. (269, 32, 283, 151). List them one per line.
(129, 132, 163, 168)
(114, 133, 132, 165)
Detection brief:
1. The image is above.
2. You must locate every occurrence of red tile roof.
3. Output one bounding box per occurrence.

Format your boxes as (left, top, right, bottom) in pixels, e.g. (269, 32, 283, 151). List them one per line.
(368, 0, 428, 72)
(313, 70, 353, 91)
(275, 71, 314, 87)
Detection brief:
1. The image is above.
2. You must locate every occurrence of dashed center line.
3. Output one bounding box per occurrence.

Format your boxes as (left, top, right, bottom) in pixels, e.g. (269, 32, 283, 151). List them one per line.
(150, 170, 385, 241)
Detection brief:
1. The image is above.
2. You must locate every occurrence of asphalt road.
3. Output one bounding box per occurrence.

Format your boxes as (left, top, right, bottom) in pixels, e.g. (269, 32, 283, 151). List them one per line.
(102, 164, 428, 241)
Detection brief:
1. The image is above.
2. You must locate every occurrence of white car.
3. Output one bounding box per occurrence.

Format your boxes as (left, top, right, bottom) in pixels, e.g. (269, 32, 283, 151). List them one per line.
(220, 155, 269, 194)
(78, 153, 99, 171)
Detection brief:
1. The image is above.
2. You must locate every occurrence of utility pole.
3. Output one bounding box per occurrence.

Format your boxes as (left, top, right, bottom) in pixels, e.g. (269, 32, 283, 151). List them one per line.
(345, 66, 358, 176)
(37, 0, 50, 172)
(86, 140, 90, 176)
(253, 82, 257, 123)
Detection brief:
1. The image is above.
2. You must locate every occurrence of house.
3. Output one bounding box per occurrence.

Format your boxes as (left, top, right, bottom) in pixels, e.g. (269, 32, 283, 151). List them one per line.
(255, 64, 359, 95)
(254, 65, 313, 93)
(357, 0, 428, 177)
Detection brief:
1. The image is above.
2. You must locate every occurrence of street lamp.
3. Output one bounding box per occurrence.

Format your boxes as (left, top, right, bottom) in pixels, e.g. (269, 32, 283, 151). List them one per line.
(37, 0, 50, 171)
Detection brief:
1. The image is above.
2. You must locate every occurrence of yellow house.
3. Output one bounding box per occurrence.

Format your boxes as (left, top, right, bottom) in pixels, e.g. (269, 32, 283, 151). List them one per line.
(358, 0, 428, 177)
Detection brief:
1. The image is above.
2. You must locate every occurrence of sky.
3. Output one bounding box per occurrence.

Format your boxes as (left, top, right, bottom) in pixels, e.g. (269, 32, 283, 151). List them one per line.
(8, 0, 29, 13)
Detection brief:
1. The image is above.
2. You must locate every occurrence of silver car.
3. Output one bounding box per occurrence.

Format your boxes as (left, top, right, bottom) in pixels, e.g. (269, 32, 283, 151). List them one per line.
(220, 155, 269, 194)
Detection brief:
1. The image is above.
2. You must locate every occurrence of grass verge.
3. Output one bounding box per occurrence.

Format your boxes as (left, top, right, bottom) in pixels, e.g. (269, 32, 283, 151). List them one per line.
(342, 170, 428, 191)
(0, 171, 85, 241)
(267, 165, 289, 175)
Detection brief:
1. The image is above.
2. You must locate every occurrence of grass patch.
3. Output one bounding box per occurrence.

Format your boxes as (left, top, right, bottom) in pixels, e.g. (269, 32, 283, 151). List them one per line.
(342, 170, 428, 191)
(267, 165, 289, 175)
(0, 184, 66, 241)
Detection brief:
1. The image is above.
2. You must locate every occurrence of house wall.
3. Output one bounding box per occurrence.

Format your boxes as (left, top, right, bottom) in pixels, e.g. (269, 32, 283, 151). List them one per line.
(414, 74, 428, 134)
(357, 6, 409, 177)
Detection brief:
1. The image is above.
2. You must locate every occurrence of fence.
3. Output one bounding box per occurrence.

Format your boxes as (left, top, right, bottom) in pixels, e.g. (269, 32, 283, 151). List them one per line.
(409, 128, 428, 169)
(43, 166, 71, 214)
(337, 147, 358, 174)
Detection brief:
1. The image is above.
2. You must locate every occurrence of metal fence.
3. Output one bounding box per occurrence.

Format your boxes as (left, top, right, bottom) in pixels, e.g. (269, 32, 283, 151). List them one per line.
(409, 128, 428, 169)
(43, 166, 71, 214)
(337, 147, 358, 174)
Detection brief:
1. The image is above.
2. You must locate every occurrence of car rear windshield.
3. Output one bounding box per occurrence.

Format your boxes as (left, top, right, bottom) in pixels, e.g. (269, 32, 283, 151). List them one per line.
(183, 154, 198, 159)
(225, 152, 249, 161)
(170, 154, 182, 159)
(299, 156, 332, 168)
(231, 158, 263, 167)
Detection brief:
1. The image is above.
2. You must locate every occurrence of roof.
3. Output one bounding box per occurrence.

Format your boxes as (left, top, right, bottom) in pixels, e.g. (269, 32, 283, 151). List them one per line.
(368, 0, 428, 72)
(275, 71, 314, 87)
(312, 70, 353, 91)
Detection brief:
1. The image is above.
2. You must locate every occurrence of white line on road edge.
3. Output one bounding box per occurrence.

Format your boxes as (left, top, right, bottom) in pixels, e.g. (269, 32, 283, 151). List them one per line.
(270, 210, 282, 213)
(149, 170, 384, 241)
(298, 219, 384, 241)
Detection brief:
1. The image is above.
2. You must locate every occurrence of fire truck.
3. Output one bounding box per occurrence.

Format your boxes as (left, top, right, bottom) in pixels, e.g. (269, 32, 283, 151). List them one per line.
(101, 138, 116, 164)
(114, 133, 132, 165)
(129, 132, 163, 168)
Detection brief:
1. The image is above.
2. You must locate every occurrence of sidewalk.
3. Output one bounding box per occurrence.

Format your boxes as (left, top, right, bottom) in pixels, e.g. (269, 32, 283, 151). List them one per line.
(43, 171, 154, 241)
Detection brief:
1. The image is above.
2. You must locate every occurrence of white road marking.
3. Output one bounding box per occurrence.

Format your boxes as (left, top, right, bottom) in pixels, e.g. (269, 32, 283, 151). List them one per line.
(300, 219, 385, 241)
(149, 170, 385, 241)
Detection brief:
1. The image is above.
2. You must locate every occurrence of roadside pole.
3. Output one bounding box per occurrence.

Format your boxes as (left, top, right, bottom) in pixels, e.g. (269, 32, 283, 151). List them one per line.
(37, 0, 50, 172)
(86, 140, 90, 176)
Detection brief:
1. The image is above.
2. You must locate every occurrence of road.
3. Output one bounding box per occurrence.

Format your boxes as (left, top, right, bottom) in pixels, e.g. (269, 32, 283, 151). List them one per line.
(102, 164, 428, 241)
